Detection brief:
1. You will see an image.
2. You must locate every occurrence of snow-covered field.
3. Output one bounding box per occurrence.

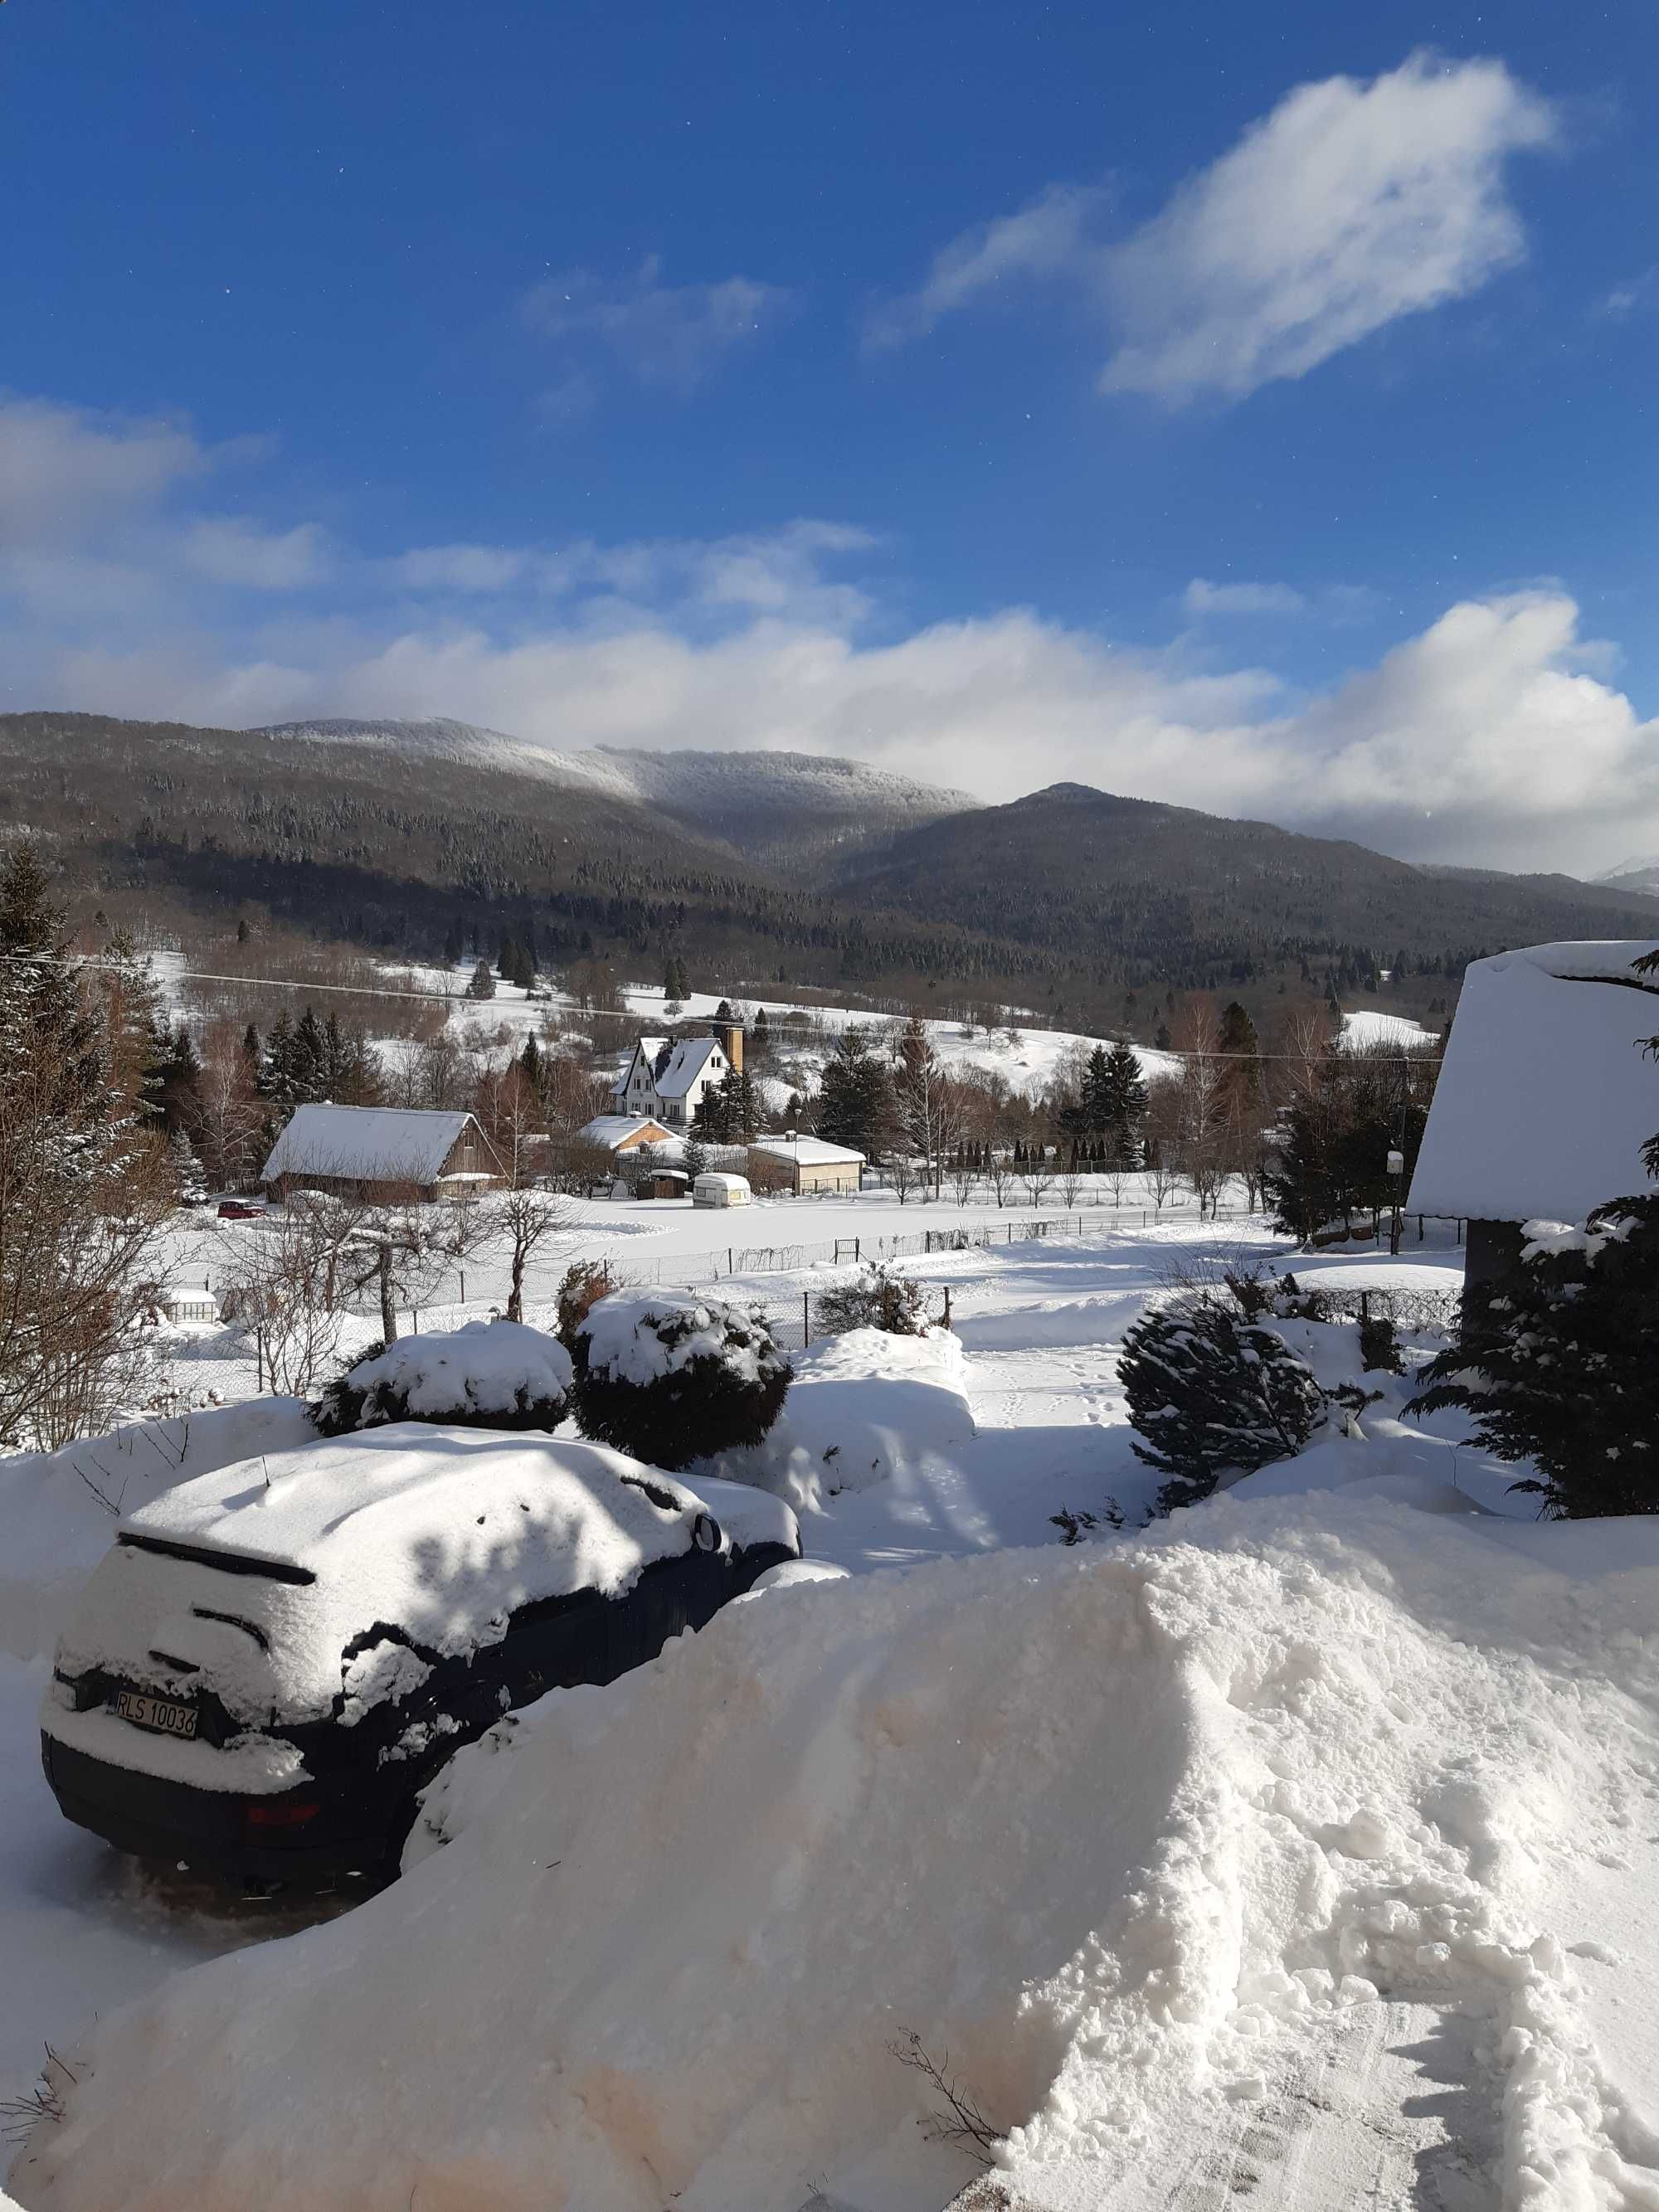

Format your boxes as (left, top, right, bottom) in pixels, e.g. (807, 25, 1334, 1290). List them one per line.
(4, 1212, 1657, 2211)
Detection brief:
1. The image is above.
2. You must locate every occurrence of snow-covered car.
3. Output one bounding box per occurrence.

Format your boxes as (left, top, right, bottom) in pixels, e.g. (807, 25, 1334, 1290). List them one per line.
(40, 1429, 798, 1887)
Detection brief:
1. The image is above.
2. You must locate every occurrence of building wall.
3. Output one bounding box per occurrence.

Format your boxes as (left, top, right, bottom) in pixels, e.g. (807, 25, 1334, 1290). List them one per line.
(797, 1161, 860, 1194)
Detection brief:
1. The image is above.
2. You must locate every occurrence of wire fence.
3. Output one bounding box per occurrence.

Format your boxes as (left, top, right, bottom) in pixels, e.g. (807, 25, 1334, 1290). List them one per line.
(146, 1203, 1469, 1408)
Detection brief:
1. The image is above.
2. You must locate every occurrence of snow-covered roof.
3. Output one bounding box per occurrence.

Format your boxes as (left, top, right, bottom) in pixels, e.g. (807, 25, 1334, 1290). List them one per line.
(750, 1135, 865, 1167)
(609, 1038, 669, 1098)
(50, 1429, 719, 1731)
(693, 1171, 751, 1194)
(1408, 941, 1659, 1223)
(654, 1035, 724, 1100)
(579, 1114, 676, 1151)
(262, 1106, 484, 1184)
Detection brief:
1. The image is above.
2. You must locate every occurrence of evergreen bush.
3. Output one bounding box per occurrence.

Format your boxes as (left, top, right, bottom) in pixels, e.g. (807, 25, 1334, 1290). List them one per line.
(313, 1320, 572, 1437)
(570, 1290, 791, 1471)
(1121, 1292, 1326, 1514)
(1408, 1195, 1659, 1516)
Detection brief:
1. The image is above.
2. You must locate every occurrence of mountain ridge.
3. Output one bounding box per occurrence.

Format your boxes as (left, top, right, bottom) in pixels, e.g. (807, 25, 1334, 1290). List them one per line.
(4, 709, 1657, 1029)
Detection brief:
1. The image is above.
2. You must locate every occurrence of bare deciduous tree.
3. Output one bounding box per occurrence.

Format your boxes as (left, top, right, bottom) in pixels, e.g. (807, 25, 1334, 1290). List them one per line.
(495, 1187, 575, 1322)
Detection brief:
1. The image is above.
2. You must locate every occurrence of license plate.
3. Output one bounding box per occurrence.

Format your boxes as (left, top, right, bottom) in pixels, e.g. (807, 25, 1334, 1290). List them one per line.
(113, 1689, 199, 1740)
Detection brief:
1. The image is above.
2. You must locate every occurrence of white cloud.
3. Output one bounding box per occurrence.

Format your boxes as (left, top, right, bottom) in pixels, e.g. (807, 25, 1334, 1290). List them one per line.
(0, 396, 210, 548)
(520, 256, 794, 395)
(1, 389, 1652, 876)
(1183, 578, 1308, 617)
(182, 518, 330, 590)
(873, 56, 1556, 404)
(1598, 266, 1657, 317)
(864, 185, 1103, 351)
(1102, 53, 1556, 401)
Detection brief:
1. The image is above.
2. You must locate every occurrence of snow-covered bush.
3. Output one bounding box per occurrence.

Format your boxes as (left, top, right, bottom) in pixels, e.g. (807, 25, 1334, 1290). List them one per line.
(555, 1257, 615, 1352)
(570, 1290, 791, 1472)
(815, 1262, 929, 1338)
(1121, 1292, 1326, 1514)
(314, 1320, 573, 1437)
(1408, 1194, 1659, 1517)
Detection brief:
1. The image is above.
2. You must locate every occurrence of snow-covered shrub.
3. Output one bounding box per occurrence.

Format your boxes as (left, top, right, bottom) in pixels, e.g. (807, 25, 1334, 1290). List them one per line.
(313, 1320, 573, 1437)
(1408, 1194, 1659, 1517)
(556, 1258, 615, 1352)
(1121, 1293, 1326, 1515)
(570, 1290, 790, 1472)
(815, 1263, 929, 1338)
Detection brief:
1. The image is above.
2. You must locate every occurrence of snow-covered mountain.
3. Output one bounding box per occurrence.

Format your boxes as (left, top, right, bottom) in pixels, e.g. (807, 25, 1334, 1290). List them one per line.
(252, 718, 977, 864)
(1595, 853, 1659, 897)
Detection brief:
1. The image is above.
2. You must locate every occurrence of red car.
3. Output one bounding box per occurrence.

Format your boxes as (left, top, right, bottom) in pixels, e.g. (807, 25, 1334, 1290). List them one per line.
(216, 1199, 265, 1221)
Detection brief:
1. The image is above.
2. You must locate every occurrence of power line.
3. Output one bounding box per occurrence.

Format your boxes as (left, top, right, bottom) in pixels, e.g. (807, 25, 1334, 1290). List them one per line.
(3, 950, 1443, 1064)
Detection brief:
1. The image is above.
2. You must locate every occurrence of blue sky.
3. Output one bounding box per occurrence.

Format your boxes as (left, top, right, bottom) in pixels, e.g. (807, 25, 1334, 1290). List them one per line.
(2, 0, 1655, 872)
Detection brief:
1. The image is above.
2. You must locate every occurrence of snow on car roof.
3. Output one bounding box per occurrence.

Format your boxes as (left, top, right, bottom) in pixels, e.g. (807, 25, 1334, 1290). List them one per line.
(49, 1430, 786, 1750)
(121, 1427, 704, 1584)
(1408, 940, 1659, 1224)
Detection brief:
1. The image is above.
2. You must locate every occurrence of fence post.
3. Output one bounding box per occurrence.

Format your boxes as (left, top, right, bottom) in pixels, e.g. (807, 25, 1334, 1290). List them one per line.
(943, 1285, 952, 1332)
(855, 1237, 860, 1263)
(728, 1247, 734, 1277)
(1360, 1291, 1370, 1324)
(803, 1291, 810, 1349)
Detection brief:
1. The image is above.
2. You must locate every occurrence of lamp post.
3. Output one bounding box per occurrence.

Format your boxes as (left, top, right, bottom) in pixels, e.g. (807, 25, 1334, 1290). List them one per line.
(1387, 1147, 1405, 1257)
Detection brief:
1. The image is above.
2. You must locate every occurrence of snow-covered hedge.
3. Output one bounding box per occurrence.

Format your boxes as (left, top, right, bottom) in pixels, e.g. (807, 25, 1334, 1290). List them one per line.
(313, 1320, 573, 1438)
(571, 1290, 790, 1472)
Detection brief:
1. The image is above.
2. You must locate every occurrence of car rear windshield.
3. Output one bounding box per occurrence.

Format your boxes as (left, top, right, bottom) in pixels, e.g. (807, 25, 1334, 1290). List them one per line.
(116, 1533, 316, 1586)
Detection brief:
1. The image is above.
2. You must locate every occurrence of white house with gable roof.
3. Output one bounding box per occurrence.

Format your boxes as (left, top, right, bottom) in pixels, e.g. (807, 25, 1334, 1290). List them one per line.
(611, 1019, 743, 1128)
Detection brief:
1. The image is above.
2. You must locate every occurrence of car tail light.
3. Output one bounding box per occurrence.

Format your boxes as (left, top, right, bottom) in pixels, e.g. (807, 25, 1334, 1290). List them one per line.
(244, 1798, 321, 1829)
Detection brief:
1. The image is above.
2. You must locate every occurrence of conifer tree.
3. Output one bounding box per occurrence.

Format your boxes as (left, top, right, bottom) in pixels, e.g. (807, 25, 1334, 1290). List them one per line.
(1122, 1292, 1326, 1514)
(1100, 1040, 1147, 1166)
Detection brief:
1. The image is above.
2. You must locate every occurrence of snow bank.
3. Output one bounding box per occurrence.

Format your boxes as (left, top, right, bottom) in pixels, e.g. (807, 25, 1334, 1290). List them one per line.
(701, 1325, 976, 1504)
(323, 1320, 572, 1428)
(955, 1287, 1146, 1352)
(17, 1498, 1659, 2212)
(0, 1398, 315, 1663)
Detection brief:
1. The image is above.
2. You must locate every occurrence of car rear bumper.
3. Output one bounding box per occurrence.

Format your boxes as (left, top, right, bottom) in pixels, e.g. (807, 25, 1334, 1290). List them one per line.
(41, 1733, 393, 1886)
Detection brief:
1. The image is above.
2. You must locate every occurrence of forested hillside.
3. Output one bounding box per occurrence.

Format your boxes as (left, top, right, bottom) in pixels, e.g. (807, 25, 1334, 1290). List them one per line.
(5, 713, 1655, 1034)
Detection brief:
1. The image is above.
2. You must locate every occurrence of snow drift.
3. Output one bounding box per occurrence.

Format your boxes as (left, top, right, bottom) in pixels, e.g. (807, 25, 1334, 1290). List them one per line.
(13, 1496, 1659, 2212)
(698, 1325, 975, 1505)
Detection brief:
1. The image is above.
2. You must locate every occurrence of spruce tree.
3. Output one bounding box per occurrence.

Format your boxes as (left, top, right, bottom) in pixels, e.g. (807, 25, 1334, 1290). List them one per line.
(1122, 1293, 1326, 1513)
(819, 1029, 896, 1156)
(1101, 1040, 1148, 1166)
(1409, 1196, 1659, 1517)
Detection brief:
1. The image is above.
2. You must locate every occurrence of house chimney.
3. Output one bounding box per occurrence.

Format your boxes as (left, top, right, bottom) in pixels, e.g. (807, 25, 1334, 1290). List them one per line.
(717, 1019, 743, 1074)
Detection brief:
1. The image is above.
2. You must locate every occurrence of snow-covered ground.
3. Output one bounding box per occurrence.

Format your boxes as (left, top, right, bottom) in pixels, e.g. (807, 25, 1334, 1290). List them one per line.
(6, 1213, 1656, 2211)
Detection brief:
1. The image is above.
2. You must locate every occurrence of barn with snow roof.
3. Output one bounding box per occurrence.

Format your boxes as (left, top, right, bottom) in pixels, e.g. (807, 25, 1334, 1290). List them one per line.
(1407, 940, 1659, 1283)
(260, 1105, 504, 1204)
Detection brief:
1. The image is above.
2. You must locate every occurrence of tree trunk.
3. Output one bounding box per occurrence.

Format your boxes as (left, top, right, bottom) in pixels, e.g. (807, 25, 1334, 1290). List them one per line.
(508, 1242, 525, 1325)
(378, 1242, 398, 1342)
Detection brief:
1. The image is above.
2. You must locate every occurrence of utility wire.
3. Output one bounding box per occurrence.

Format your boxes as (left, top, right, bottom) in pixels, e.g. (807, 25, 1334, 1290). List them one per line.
(3, 951, 1444, 1064)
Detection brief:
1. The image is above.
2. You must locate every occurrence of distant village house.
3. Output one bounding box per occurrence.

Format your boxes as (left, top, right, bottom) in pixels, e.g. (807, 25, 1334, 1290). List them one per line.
(613, 1020, 743, 1127)
(748, 1133, 864, 1196)
(261, 1105, 504, 1205)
